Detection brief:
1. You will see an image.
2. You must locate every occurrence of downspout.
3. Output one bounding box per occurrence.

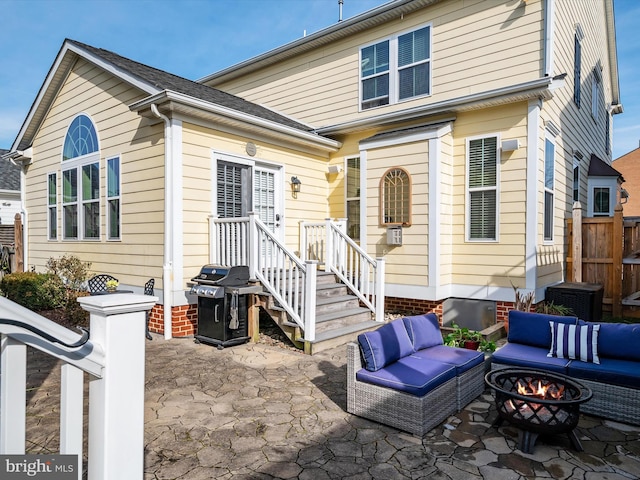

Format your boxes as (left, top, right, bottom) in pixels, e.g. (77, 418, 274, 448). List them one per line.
(150, 104, 173, 340)
(544, 0, 555, 77)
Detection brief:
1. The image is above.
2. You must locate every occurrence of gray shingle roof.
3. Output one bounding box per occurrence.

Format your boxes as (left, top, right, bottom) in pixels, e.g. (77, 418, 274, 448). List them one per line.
(0, 149, 20, 191)
(68, 40, 311, 132)
(588, 154, 624, 180)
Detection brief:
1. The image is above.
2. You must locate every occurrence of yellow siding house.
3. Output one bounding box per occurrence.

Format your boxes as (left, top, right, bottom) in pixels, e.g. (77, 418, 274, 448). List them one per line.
(2, 0, 622, 345)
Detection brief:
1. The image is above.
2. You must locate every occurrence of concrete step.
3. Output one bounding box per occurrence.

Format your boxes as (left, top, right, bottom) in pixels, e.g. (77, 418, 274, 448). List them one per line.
(314, 307, 372, 333)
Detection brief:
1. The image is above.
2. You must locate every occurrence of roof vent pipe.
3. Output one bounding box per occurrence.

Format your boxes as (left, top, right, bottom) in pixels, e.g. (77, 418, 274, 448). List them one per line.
(339, 0, 343, 21)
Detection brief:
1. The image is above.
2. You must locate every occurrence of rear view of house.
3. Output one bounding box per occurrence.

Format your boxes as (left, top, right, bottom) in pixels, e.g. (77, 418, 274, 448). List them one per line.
(2, 0, 622, 348)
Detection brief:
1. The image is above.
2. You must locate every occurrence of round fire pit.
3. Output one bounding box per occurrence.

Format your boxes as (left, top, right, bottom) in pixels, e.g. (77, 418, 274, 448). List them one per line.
(485, 368, 592, 453)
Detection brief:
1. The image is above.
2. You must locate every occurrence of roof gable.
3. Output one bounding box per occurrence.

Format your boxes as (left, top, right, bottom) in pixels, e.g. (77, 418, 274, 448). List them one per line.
(12, 39, 312, 152)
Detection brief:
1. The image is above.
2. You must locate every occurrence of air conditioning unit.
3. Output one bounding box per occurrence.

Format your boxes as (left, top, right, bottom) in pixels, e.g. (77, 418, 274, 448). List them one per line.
(386, 226, 403, 246)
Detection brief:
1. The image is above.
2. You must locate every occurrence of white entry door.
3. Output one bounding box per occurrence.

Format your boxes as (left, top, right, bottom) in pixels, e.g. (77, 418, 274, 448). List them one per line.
(253, 164, 283, 240)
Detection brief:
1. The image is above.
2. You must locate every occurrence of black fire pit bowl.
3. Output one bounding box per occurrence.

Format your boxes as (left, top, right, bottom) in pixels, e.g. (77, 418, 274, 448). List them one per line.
(485, 368, 592, 453)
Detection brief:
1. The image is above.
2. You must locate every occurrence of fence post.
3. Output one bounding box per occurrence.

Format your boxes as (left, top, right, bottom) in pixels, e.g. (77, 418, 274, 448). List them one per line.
(612, 204, 623, 318)
(572, 201, 582, 283)
(13, 213, 23, 272)
(79, 293, 157, 480)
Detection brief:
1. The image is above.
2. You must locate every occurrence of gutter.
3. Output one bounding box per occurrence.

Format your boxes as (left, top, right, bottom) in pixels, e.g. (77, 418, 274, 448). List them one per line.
(315, 76, 559, 136)
(150, 104, 174, 340)
(129, 91, 341, 153)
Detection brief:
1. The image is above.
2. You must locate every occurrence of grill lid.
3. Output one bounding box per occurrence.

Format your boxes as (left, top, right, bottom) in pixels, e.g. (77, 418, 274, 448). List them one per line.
(191, 265, 249, 286)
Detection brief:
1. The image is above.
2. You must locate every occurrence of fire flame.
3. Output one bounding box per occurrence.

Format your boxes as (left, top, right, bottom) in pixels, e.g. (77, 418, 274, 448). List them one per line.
(516, 379, 564, 399)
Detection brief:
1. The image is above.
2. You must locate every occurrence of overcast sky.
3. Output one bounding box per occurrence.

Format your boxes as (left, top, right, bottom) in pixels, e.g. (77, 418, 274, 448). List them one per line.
(1, 0, 638, 159)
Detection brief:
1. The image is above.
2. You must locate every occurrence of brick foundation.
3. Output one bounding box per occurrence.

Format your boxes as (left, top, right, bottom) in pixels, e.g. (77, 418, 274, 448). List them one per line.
(147, 303, 197, 337)
(384, 296, 518, 323)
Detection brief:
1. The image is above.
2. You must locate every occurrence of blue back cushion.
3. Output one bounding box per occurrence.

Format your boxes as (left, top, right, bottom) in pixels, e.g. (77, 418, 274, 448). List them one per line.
(357, 319, 415, 371)
(508, 310, 578, 348)
(591, 322, 640, 361)
(402, 313, 443, 350)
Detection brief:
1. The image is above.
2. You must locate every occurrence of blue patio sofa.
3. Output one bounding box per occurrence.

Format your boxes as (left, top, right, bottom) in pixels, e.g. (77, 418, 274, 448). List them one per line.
(347, 313, 485, 436)
(492, 310, 640, 425)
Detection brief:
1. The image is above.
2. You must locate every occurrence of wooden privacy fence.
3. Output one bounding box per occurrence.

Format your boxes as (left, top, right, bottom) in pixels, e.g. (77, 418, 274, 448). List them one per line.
(566, 203, 640, 318)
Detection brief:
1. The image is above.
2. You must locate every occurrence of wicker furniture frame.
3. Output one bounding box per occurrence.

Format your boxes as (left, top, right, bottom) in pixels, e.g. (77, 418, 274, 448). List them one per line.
(347, 343, 459, 436)
(490, 363, 640, 426)
(456, 362, 486, 411)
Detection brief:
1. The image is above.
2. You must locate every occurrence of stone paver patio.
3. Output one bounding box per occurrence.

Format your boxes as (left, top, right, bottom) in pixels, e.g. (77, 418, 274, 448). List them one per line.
(24, 335, 640, 479)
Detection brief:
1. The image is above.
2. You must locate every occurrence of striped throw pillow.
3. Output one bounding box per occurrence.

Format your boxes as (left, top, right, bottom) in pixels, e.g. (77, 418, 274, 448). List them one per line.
(548, 322, 600, 364)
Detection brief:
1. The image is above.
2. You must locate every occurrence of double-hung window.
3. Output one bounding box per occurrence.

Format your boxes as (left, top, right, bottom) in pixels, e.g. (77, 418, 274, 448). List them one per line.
(107, 156, 121, 240)
(361, 24, 431, 110)
(346, 157, 361, 241)
(544, 138, 555, 241)
(48, 173, 57, 240)
(467, 136, 498, 241)
(61, 114, 100, 240)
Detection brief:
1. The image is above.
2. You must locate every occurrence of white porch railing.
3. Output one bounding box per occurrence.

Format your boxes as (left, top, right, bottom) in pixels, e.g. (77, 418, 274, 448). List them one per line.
(210, 215, 385, 342)
(0, 293, 156, 480)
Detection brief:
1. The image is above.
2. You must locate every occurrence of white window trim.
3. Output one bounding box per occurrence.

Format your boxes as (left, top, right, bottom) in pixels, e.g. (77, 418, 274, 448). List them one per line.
(543, 133, 555, 243)
(592, 68, 601, 122)
(344, 155, 361, 241)
(47, 171, 57, 241)
(359, 22, 432, 112)
(106, 155, 121, 241)
(465, 133, 500, 243)
(62, 152, 101, 241)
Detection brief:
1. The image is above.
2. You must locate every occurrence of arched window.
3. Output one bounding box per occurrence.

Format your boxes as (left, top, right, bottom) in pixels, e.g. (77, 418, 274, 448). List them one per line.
(60, 115, 100, 240)
(63, 114, 99, 160)
(380, 167, 411, 226)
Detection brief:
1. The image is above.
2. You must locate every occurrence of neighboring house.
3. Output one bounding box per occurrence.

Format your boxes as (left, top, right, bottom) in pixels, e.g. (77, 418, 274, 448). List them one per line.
(613, 147, 639, 217)
(0, 148, 21, 238)
(1, 0, 622, 341)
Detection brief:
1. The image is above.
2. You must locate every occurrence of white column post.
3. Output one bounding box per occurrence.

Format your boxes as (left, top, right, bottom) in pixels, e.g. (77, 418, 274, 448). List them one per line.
(324, 218, 334, 272)
(249, 212, 257, 279)
(375, 258, 385, 322)
(304, 261, 318, 342)
(60, 363, 84, 480)
(0, 335, 26, 453)
(299, 220, 307, 262)
(79, 293, 157, 480)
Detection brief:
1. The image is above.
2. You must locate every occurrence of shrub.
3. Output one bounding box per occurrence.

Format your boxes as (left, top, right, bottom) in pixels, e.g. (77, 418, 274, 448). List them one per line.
(0, 272, 65, 311)
(65, 290, 90, 326)
(46, 255, 92, 291)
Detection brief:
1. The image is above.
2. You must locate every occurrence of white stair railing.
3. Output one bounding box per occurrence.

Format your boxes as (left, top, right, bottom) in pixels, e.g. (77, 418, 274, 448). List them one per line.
(210, 214, 318, 341)
(0, 293, 156, 480)
(324, 220, 385, 322)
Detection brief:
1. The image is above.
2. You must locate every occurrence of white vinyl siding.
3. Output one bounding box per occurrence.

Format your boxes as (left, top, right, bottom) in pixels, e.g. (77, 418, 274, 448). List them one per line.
(466, 136, 498, 241)
(360, 24, 431, 110)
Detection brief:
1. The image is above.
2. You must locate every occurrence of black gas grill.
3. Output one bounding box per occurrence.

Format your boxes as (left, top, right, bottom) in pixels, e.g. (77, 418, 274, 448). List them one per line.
(190, 265, 251, 349)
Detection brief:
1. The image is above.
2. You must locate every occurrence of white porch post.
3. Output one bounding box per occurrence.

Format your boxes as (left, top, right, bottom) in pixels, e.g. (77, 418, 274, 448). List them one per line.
(79, 293, 157, 480)
(304, 261, 318, 342)
(375, 258, 385, 322)
(0, 335, 26, 453)
(249, 212, 257, 279)
(324, 218, 334, 272)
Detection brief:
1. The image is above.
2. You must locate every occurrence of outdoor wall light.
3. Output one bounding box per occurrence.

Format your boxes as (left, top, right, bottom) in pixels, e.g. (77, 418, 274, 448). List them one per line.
(291, 176, 301, 195)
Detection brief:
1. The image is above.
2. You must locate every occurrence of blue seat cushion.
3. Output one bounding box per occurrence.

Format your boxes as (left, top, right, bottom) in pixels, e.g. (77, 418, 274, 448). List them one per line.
(411, 345, 484, 375)
(492, 343, 570, 374)
(357, 319, 415, 372)
(587, 322, 640, 362)
(402, 313, 443, 350)
(356, 355, 456, 397)
(568, 357, 640, 389)
(508, 310, 578, 348)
